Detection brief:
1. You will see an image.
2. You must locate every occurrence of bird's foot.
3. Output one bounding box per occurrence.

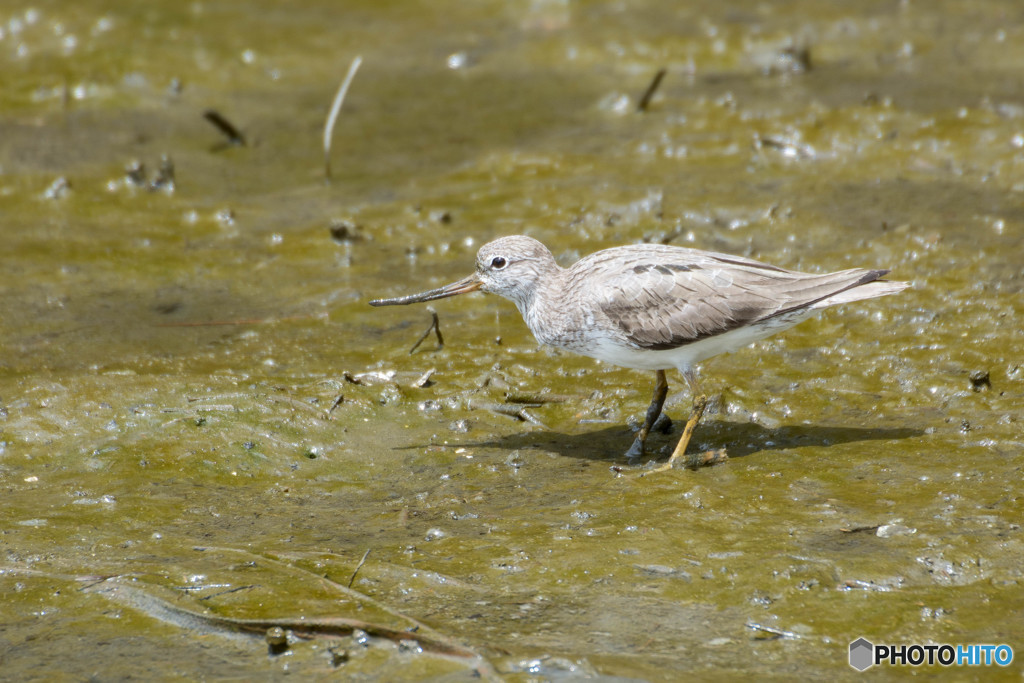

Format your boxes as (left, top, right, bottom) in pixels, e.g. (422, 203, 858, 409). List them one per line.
(638, 447, 728, 476)
(625, 414, 673, 463)
(652, 413, 673, 434)
(624, 436, 647, 464)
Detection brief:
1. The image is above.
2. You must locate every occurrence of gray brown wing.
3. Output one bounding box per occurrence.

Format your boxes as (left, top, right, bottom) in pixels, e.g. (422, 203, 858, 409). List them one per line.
(585, 253, 885, 351)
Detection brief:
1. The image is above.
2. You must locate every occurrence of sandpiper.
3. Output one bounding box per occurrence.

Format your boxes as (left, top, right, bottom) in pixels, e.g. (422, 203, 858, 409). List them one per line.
(370, 235, 908, 467)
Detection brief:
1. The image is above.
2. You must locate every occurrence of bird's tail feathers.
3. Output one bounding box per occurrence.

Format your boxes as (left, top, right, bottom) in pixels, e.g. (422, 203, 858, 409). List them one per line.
(812, 273, 909, 308)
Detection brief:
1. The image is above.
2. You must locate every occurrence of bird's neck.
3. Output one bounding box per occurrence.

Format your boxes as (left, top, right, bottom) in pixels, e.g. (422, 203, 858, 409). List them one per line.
(516, 269, 570, 345)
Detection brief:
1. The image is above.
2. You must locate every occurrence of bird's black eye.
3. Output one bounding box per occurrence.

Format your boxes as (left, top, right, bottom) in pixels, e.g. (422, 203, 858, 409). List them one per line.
(490, 256, 507, 269)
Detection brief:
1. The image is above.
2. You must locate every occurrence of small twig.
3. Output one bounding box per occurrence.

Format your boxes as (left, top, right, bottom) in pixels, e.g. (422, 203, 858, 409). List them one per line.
(348, 549, 371, 588)
(268, 394, 323, 417)
(470, 400, 528, 420)
(203, 109, 246, 146)
(189, 404, 236, 413)
(198, 584, 258, 601)
(516, 409, 548, 428)
(746, 621, 802, 640)
(469, 400, 548, 428)
(326, 394, 345, 419)
(409, 308, 444, 354)
(184, 545, 499, 679)
(186, 392, 247, 403)
(85, 578, 498, 677)
(637, 67, 667, 112)
(504, 392, 571, 404)
(324, 55, 363, 182)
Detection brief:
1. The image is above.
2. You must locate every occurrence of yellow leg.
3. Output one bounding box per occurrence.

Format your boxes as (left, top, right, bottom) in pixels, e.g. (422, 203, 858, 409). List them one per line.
(639, 368, 727, 474)
(665, 394, 707, 467)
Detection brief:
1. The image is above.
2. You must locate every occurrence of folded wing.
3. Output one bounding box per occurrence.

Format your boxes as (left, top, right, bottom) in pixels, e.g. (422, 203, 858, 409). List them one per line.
(580, 248, 899, 351)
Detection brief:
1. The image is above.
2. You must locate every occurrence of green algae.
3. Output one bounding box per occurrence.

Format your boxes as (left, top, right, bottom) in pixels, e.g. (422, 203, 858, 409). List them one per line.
(1, 0, 1022, 679)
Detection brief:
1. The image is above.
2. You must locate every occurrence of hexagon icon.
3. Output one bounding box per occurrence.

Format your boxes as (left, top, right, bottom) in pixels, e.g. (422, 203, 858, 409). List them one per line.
(849, 637, 874, 671)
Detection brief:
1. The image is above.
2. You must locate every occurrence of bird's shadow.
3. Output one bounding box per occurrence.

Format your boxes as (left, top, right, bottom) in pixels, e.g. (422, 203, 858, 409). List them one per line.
(458, 419, 923, 464)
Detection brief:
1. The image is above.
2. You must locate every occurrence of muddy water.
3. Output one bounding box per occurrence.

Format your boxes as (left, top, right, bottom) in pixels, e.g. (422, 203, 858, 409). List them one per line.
(2, 1, 1022, 679)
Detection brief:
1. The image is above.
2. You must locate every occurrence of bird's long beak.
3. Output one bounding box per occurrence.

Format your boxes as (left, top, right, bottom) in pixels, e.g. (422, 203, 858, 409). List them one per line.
(369, 273, 483, 306)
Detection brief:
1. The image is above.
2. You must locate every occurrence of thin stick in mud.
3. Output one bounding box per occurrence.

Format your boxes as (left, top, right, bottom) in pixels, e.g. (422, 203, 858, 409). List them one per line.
(637, 67, 667, 112)
(324, 55, 363, 182)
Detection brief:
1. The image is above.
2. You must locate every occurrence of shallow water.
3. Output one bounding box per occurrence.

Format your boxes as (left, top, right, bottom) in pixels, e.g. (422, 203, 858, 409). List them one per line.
(2, 0, 1022, 679)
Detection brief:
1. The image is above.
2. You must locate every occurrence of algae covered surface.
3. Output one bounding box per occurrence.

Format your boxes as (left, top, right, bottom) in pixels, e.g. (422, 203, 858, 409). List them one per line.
(1, 1, 1022, 679)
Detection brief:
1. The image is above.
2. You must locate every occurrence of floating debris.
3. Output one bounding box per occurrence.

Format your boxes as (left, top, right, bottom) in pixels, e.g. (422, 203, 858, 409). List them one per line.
(151, 154, 175, 192)
(342, 370, 402, 386)
(969, 369, 991, 392)
(42, 176, 71, 200)
(756, 135, 816, 159)
(411, 368, 436, 388)
(326, 647, 349, 667)
(770, 45, 812, 74)
(125, 160, 147, 186)
(329, 219, 363, 243)
(429, 209, 452, 224)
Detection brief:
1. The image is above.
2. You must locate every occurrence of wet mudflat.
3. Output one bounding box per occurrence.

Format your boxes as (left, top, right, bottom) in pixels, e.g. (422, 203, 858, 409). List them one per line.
(1, 1, 1022, 679)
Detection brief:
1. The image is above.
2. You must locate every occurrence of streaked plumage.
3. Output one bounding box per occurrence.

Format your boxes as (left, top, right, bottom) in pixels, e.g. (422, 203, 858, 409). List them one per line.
(370, 235, 908, 466)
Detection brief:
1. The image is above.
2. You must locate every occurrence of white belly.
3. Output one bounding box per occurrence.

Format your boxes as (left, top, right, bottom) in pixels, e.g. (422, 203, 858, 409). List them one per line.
(564, 309, 817, 371)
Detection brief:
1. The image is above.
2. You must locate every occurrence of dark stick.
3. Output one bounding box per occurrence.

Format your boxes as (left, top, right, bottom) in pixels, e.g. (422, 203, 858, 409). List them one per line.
(203, 109, 246, 146)
(409, 308, 444, 354)
(198, 584, 257, 601)
(326, 394, 345, 419)
(637, 68, 667, 112)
